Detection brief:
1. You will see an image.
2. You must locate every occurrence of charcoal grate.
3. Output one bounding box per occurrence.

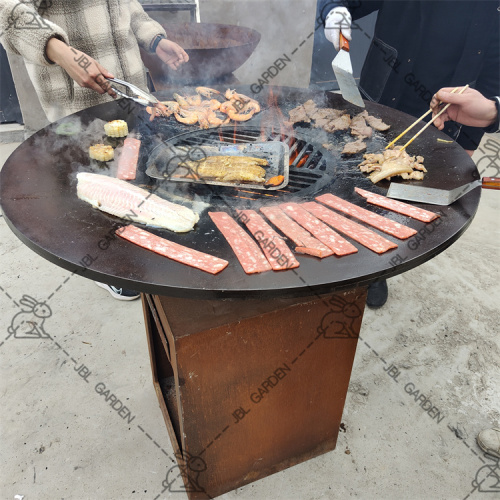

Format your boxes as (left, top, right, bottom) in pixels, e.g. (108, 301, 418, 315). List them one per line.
(156, 126, 334, 205)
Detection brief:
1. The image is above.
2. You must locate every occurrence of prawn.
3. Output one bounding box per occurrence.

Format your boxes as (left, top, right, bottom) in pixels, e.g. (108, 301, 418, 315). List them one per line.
(196, 87, 220, 98)
(174, 109, 199, 125)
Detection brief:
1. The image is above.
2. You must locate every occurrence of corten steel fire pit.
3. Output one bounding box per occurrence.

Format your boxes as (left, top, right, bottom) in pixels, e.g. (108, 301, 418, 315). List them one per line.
(0, 87, 481, 499)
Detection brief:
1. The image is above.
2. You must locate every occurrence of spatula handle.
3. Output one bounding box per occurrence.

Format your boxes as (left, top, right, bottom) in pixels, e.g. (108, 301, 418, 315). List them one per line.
(482, 177, 500, 190)
(339, 33, 350, 52)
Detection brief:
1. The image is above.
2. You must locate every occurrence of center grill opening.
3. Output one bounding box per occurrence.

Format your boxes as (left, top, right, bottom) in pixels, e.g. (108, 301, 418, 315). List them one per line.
(158, 126, 333, 205)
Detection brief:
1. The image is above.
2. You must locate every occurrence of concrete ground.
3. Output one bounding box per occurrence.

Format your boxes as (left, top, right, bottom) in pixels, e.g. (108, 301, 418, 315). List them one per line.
(1, 133, 499, 500)
(1, 2, 499, 497)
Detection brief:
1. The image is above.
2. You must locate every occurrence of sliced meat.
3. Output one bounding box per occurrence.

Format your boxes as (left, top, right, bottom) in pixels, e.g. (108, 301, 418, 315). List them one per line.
(312, 108, 344, 121)
(342, 139, 367, 155)
(359, 110, 391, 132)
(350, 113, 373, 139)
(260, 206, 333, 258)
(316, 193, 417, 239)
(209, 212, 272, 274)
(116, 137, 141, 180)
(355, 187, 439, 223)
(238, 210, 299, 270)
(302, 202, 398, 254)
(289, 105, 311, 124)
(116, 225, 228, 274)
(302, 99, 318, 115)
(324, 114, 351, 133)
(280, 203, 358, 256)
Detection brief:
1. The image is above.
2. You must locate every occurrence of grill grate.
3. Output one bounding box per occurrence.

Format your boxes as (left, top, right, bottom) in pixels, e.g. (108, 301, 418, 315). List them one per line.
(163, 126, 333, 205)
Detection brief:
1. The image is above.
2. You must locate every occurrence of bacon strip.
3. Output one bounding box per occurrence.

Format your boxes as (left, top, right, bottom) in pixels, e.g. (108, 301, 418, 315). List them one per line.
(316, 193, 417, 239)
(117, 138, 141, 180)
(260, 206, 333, 258)
(209, 212, 272, 274)
(355, 187, 439, 223)
(237, 210, 299, 270)
(117, 225, 228, 274)
(302, 202, 398, 254)
(280, 203, 358, 256)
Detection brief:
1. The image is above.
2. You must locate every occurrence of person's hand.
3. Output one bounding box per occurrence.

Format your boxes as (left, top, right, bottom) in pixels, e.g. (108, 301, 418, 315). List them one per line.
(430, 87, 497, 130)
(324, 6, 352, 51)
(46, 38, 116, 97)
(156, 39, 189, 70)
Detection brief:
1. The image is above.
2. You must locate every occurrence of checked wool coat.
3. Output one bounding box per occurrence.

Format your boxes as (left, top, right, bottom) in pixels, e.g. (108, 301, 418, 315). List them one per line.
(0, 0, 167, 121)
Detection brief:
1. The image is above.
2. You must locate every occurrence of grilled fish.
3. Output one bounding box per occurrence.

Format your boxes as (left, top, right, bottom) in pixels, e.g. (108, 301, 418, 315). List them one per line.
(76, 172, 199, 232)
(182, 155, 268, 184)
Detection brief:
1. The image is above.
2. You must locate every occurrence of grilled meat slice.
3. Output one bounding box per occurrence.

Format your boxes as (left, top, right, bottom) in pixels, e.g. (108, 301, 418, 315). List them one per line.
(342, 139, 367, 155)
(350, 113, 373, 139)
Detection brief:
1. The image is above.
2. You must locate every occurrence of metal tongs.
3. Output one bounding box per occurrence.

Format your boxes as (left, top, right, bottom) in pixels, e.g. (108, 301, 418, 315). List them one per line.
(106, 77, 158, 107)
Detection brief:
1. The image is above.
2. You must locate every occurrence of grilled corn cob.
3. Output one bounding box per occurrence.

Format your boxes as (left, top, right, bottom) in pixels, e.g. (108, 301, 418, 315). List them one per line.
(89, 144, 114, 162)
(104, 120, 128, 138)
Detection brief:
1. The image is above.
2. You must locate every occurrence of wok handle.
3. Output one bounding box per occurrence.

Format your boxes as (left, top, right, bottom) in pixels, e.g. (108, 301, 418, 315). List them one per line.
(339, 33, 350, 52)
(482, 177, 500, 190)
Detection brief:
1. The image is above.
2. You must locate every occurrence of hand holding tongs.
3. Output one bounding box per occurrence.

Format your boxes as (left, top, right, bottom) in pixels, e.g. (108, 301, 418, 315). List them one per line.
(106, 77, 158, 107)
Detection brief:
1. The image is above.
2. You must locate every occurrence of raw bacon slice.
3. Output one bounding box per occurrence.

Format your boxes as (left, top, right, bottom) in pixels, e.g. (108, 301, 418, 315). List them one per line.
(280, 203, 358, 256)
(260, 206, 333, 258)
(316, 193, 417, 239)
(117, 225, 228, 274)
(209, 212, 272, 274)
(302, 202, 398, 254)
(355, 187, 439, 223)
(117, 138, 140, 180)
(237, 210, 299, 270)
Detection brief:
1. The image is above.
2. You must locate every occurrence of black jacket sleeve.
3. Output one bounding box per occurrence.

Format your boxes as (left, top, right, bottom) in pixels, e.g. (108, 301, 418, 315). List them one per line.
(457, 24, 500, 150)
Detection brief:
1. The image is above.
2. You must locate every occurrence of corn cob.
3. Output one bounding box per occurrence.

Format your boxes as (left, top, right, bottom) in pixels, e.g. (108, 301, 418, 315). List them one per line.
(89, 144, 114, 162)
(104, 120, 128, 138)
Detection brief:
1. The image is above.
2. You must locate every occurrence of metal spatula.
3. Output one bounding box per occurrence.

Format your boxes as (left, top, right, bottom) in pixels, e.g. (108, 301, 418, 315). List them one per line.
(386, 177, 500, 205)
(332, 33, 365, 108)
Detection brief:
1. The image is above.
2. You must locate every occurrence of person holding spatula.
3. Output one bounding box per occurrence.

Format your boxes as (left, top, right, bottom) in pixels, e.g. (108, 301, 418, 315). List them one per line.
(319, 0, 499, 307)
(432, 86, 500, 462)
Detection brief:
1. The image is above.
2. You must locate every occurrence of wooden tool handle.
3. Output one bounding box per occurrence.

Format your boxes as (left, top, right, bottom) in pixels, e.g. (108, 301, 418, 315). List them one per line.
(482, 177, 500, 190)
(340, 33, 350, 51)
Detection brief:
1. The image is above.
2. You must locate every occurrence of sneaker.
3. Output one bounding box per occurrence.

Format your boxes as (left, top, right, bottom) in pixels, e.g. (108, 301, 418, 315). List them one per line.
(95, 282, 140, 301)
(366, 280, 388, 308)
(477, 428, 500, 458)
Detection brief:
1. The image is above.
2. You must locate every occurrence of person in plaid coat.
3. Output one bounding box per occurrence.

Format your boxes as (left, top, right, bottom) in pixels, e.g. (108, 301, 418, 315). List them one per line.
(0, 0, 188, 121)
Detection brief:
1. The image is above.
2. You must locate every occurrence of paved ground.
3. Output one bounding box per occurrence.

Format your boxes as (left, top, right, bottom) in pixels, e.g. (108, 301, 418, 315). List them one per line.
(1, 132, 499, 500)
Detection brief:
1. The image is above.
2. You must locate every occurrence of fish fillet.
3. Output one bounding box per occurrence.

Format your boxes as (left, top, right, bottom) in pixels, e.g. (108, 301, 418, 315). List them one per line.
(182, 156, 268, 184)
(76, 172, 199, 232)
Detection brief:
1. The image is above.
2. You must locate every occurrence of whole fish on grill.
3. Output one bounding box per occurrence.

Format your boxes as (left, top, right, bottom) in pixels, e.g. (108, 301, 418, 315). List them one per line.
(180, 155, 269, 184)
(76, 172, 199, 232)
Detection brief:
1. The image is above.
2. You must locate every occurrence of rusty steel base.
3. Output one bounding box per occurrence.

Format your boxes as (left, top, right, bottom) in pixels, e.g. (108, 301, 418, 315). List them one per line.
(142, 287, 367, 499)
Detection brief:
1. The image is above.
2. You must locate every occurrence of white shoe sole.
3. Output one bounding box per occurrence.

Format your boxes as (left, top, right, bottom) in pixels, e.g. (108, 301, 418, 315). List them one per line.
(95, 282, 140, 301)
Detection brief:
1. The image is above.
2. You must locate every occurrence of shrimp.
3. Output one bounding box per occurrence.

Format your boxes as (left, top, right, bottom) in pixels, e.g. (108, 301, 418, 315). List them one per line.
(207, 110, 230, 127)
(227, 109, 255, 122)
(160, 101, 180, 114)
(173, 93, 190, 108)
(186, 94, 202, 106)
(219, 101, 236, 114)
(225, 89, 260, 113)
(196, 87, 220, 98)
(174, 109, 199, 125)
(201, 99, 221, 111)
